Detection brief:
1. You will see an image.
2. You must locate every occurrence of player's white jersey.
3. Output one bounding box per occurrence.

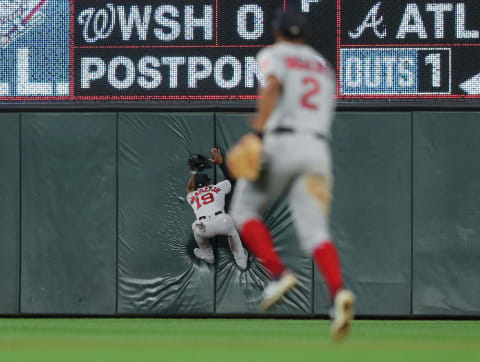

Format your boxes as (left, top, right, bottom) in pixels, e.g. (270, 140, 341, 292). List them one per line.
(187, 180, 231, 219)
(257, 42, 336, 137)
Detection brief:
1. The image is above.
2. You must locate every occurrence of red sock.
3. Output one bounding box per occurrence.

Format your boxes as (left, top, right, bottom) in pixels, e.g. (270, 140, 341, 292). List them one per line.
(313, 241, 343, 299)
(240, 219, 285, 277)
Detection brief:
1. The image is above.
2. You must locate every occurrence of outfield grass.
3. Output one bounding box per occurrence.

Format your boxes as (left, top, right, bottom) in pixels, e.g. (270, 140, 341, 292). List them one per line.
(0, 319, 479, 362)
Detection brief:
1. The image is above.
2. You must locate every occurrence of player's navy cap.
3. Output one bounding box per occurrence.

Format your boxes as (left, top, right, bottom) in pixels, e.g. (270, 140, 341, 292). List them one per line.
(272, 6, 308, 39)
(195, 173, 210, 189)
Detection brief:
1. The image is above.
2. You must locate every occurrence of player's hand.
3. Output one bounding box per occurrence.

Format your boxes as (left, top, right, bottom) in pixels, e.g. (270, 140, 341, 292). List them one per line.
(209, 148, 224, 165)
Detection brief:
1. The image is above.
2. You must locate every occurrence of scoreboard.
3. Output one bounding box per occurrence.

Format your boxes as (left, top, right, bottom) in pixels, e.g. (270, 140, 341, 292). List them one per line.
(339, 0, 480, 100)
(1, 0, 480, 104)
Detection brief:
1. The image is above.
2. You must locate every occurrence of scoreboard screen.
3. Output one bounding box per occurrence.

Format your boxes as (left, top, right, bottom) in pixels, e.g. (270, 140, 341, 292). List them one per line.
(339, 0, 480, 100)
(1, 0, 480, 104)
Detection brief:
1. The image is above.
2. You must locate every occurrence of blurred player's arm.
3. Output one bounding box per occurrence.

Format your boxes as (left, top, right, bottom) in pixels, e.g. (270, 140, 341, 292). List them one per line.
(250, 75, 282, 133)
(227, 57, 281, 181)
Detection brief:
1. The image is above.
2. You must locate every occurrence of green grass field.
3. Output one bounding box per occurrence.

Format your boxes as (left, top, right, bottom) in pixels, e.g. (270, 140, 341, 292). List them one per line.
(0, 319, 479, 362)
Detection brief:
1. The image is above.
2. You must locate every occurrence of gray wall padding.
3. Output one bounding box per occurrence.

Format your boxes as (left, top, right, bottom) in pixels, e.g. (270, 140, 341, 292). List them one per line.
(315, 112, 412, 316)
(215, 114, 312, 315)
(20, 113, 116, 314)
(0, 113, 19, 313)
(413, 112, 480, 315)
(0, 110, 476, 316)
(118, 113, 215, 314)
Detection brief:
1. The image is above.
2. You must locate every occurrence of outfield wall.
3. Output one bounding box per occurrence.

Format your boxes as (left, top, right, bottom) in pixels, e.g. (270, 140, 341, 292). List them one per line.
(0, 111, 479, 317)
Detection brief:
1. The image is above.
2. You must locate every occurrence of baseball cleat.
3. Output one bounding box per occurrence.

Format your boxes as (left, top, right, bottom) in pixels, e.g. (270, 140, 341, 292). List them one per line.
(330, 289, 355, 342)
(193, 248, 215, 264)
(259, 270, 298, 312)
(233, 248, 248, 271)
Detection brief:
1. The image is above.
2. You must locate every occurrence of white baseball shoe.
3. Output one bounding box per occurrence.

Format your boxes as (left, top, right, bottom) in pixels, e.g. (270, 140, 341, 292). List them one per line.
(233, 248, 248, 271)
(259, 270, 298, 312)
(330, 289, 355, 341)
(193, 248, 215, 264)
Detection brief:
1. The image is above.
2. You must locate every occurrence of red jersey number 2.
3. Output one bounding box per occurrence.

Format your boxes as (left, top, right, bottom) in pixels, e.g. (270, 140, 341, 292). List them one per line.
(195, 192, 215, 209)
(301, 77, 320, 110)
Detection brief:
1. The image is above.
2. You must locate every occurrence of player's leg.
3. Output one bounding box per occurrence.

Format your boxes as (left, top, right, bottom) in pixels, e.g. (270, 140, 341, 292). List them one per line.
(216, 214, 248, 270)
(191, 222, 214, 264)
(288, 174, 342, 297)
(288, 174, 354, 340)
(224, 215, 248, 270)
(230, 178, 285, 277)
(231, 175, 298, 311)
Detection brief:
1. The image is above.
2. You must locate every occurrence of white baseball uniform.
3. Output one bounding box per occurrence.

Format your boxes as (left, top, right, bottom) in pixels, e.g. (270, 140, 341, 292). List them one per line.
(231, 41, 337, 254)
(188, 180, 247, 269)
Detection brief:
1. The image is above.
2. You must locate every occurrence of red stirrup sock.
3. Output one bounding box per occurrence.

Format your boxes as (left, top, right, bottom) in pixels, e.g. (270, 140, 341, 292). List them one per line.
(313, 241, 343, 299)
(240, 219, 285, 277)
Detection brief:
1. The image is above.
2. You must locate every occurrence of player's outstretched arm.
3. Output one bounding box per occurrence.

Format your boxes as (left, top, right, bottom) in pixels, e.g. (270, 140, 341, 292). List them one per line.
(209, 148, 234, 183)
(186, 173, 196, 194)
(250, 75, 282, 133)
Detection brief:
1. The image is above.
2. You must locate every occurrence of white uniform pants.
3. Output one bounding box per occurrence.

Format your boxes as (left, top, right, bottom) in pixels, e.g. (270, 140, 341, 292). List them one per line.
(192, 213, 244, 255)
(231, 133, 332, 255)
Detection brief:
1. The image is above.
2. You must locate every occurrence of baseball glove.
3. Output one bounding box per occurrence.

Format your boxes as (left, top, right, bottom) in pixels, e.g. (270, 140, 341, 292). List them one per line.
(188, 154, 211, 171)
(227, 133, 262, 180)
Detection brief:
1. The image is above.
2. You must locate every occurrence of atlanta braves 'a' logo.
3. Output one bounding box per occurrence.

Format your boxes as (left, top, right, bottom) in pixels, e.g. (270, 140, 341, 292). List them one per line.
(0, 0, 47, 48)
(348, 2, 386, 39)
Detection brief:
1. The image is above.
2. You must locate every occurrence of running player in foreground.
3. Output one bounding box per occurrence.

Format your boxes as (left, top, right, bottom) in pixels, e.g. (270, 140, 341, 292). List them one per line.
(187, 148, 248, 271)
(228, 7, 355, 340)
